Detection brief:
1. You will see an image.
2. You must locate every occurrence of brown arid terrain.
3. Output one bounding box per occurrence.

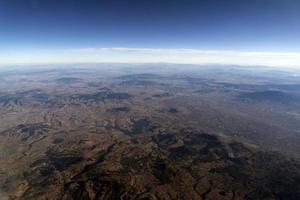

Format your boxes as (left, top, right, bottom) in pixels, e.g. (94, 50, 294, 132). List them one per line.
(0, 64, 300, 200)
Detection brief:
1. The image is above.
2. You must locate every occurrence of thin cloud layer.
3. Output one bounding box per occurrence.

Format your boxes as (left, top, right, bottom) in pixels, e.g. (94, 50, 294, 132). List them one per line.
(1, 48, 300, 68)
(69, 47, 300, 57)
(66, 47, 300, 67)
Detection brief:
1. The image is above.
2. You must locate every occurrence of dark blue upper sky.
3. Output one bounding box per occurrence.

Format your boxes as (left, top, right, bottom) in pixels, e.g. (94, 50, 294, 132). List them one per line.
(1, 0, 300, 52)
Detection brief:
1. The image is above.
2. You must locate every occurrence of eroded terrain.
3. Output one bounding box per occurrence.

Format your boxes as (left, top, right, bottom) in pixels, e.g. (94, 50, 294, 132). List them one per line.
(0, 64, 300, 200)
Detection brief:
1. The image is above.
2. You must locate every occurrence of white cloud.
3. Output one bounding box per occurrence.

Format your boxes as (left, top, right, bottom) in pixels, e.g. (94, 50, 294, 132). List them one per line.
(65, 47, 300, 68)
(1, 47, 300, 68)
(68, 47, 300, 57)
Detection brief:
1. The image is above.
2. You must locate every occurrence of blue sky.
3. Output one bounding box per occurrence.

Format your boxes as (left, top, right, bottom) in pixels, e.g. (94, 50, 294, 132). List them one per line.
(0, 0, 300, 67)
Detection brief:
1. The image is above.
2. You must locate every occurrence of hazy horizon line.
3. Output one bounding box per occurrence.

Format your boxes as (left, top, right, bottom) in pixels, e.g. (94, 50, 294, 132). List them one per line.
(1, 47, 300, 69)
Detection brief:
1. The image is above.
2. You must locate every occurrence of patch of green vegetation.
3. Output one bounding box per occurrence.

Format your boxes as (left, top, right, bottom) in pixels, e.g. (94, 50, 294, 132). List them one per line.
(121, 155, 151, 173)
(96, 150, 106, 157)
(154, 161, 175, 184)
(85, 166, 101, 178)
(52, 138, 64, 144)
(168, 107, 178, 113)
